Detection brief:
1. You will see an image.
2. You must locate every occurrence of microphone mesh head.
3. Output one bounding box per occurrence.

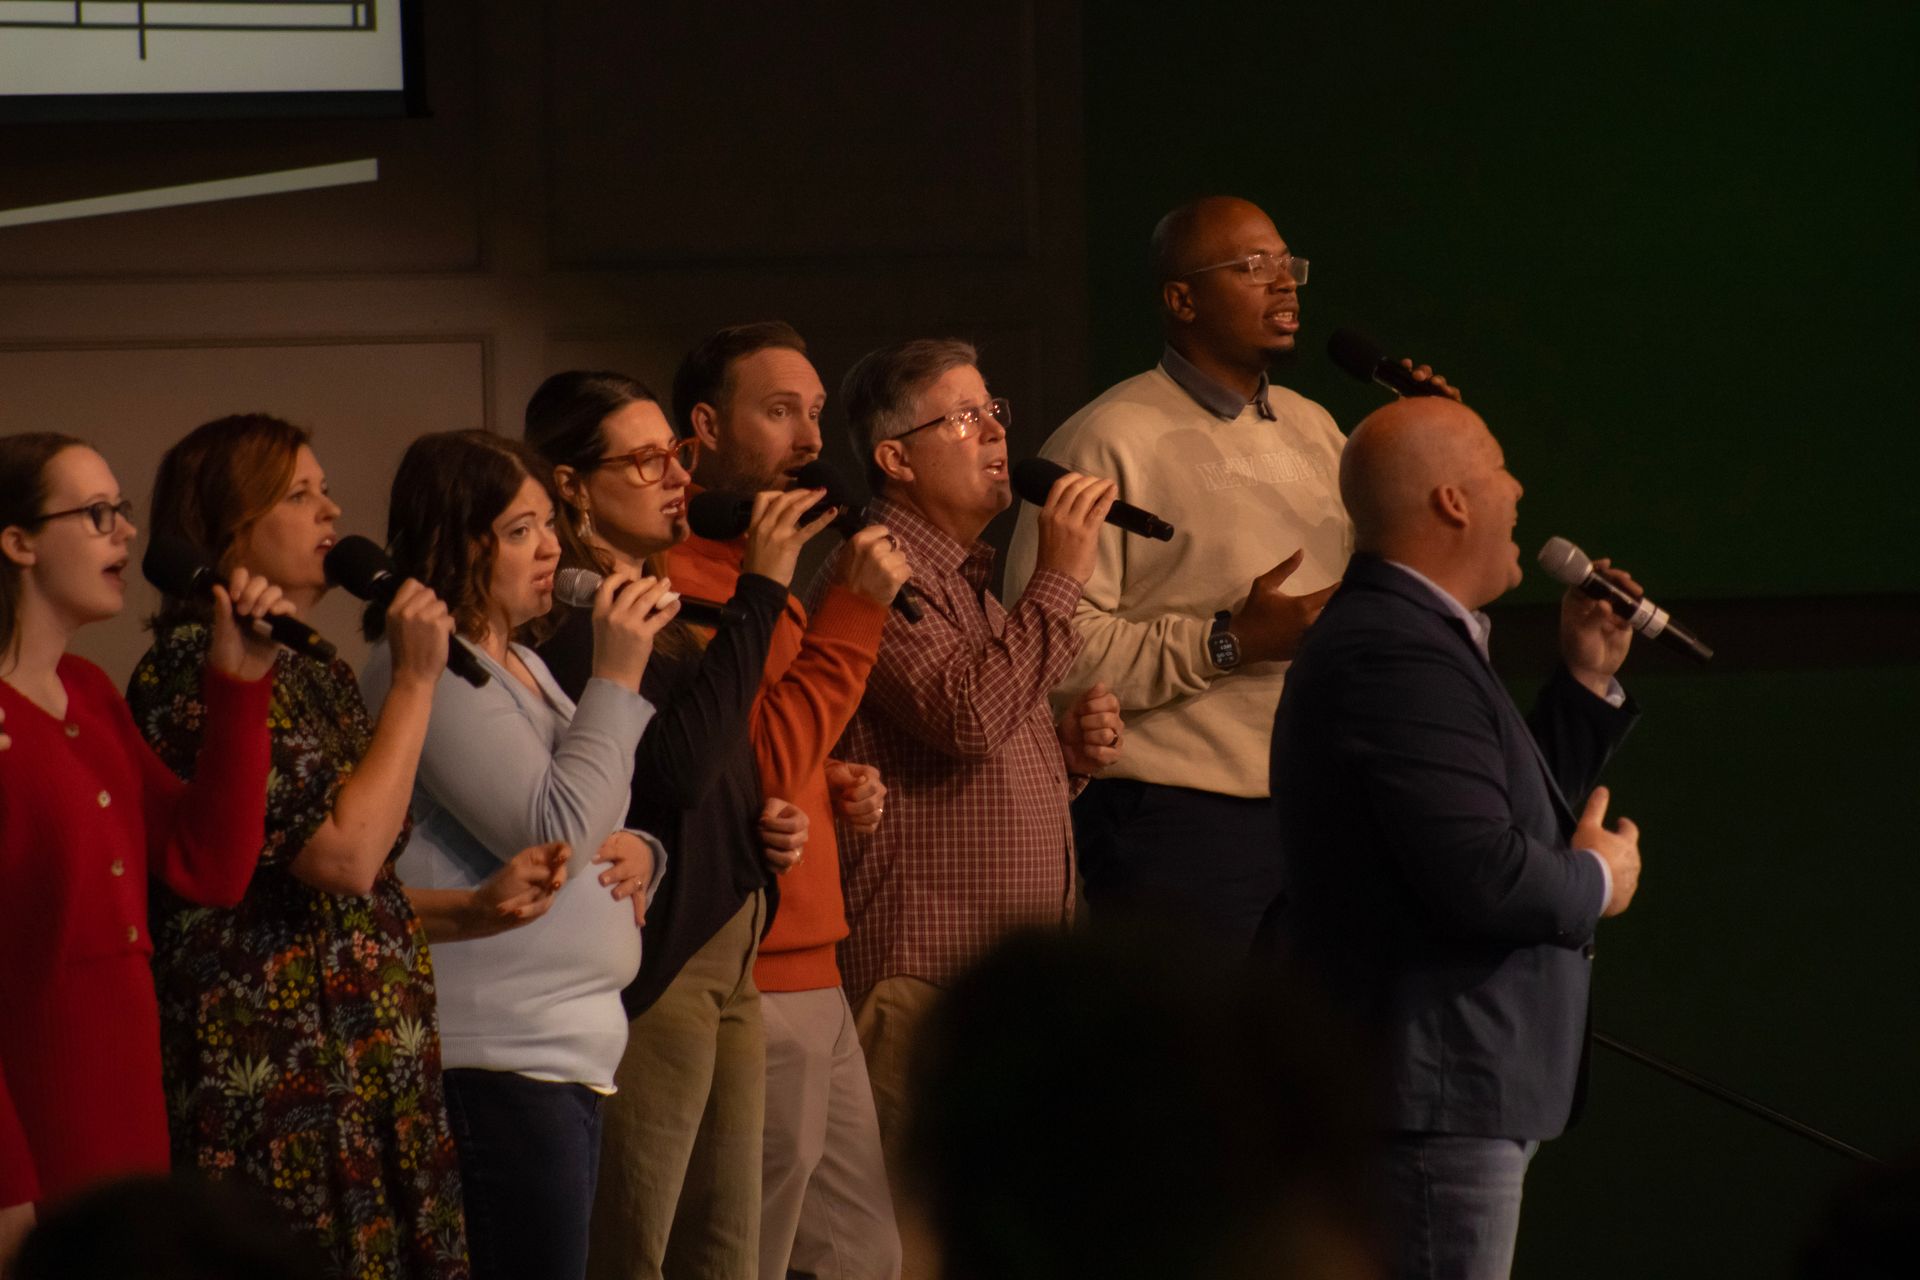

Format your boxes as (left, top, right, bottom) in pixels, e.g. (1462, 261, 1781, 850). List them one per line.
(1536, 537, 1592, 585)
(1010, 457, 1068, 507)
(553, 567, 601, 608)
(792, 460, 863, 511)
(687, 490, 754, 541)
(322, 535, 394, 599)
(1327, 328, 1386, 383)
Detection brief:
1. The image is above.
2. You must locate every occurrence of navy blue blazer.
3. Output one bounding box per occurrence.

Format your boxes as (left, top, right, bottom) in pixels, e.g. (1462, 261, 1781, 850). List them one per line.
(1270, 553, 1637, 1140)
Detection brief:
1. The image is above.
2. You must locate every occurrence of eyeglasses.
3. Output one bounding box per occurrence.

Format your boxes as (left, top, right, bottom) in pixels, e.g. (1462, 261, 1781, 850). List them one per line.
(895, 397, 1012, 443)
(594, 438, 700, 485)
(33, 499, 135, 535)
(1182, 250, 1308, 287)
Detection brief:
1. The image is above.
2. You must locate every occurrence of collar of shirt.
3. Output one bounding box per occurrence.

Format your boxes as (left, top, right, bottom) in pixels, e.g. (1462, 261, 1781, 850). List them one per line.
(1160, 343, 1276, 421)
(1383, 559, 1494, 662)
(868, 494, 996, 596)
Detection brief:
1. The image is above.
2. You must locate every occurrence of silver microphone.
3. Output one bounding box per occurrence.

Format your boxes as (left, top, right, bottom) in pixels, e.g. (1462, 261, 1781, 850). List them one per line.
(553, 566, 744, 628)
(1537, 537, 1713, 663)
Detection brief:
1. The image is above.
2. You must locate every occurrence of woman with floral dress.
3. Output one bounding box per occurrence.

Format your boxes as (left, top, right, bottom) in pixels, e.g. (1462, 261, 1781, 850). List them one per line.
(129, 415, 571, 1280)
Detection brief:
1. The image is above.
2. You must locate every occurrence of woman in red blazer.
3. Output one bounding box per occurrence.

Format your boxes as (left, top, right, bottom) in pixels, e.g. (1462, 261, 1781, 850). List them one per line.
(0, 432, 286, 1265)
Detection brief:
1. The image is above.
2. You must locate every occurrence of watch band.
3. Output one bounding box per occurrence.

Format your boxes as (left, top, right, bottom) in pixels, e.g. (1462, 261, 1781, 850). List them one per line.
(1208, 609, 1242, 671)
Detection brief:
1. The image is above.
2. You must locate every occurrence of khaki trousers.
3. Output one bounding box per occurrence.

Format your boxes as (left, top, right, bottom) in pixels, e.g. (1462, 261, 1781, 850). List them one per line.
(851, 977, 944, 1280)
(587, 893, 766, 1280)
(759, 986, 901, 1280)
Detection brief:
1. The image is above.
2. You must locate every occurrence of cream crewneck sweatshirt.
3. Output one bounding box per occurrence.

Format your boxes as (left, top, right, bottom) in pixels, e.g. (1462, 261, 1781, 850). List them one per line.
(1006, 363, 1352, 799)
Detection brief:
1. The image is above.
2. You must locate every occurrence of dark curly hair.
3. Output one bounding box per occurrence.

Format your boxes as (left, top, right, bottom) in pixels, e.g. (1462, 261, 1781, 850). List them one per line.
(368, 430, 558, 643)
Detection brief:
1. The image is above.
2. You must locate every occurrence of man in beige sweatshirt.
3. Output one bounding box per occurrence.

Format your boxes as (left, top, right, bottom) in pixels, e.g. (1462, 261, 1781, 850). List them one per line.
(1006, 194, 1453, 950)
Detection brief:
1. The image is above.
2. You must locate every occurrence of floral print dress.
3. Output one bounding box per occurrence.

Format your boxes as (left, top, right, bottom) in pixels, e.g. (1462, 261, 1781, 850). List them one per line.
(130, 624, 470, 1280)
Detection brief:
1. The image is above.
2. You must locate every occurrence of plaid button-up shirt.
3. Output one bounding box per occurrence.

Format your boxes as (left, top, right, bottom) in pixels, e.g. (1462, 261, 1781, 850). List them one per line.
(811, 496, 1086, 1000)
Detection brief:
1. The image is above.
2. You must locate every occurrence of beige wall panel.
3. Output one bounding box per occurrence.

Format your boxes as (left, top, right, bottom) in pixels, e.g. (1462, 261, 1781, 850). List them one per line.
(541, 331, 692, 413)
(545, 0, 1038, 265)
(0, 339, 485, 682)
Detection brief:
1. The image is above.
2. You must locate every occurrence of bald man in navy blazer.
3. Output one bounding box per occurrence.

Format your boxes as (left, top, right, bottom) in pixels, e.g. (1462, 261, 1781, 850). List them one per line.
(1271, 397, 1646, 1279)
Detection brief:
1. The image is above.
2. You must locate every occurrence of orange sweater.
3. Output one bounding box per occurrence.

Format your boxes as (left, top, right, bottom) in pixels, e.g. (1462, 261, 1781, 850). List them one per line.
(664, 533, 886, 992)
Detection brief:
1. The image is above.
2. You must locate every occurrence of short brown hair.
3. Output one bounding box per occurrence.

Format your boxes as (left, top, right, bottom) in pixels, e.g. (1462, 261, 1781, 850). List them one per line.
(0, 431, 87, 662)
(840, 338, 979, 491)
(372, 430, 556, 643)
(148, 414, 310, 632)
(670, 321, 808, 438)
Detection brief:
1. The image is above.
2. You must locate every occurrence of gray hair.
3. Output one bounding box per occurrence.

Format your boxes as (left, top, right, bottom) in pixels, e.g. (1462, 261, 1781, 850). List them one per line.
(840, 338, 979, 490)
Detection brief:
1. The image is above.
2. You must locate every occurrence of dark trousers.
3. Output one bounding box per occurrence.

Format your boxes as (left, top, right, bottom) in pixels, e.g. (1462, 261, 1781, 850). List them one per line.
(1072, 778, 1286, 953)
(443, 1067, 606, 1280)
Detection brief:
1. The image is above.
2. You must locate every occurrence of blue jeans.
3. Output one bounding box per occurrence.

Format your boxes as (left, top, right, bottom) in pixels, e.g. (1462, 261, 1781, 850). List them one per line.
(443, 1068, 606, 1280)
(1380, 1133, 1539, 1280)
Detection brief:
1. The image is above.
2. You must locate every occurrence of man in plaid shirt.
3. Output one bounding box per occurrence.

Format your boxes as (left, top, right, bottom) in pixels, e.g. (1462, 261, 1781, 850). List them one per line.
(808, 338, 1125, 1278)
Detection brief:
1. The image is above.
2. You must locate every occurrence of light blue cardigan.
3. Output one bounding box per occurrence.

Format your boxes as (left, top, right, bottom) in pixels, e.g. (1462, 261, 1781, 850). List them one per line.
(362, 638, 665, 1092)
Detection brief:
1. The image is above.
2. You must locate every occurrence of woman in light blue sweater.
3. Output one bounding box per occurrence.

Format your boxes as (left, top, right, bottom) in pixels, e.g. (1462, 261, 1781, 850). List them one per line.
(360, 431, 680, 1280)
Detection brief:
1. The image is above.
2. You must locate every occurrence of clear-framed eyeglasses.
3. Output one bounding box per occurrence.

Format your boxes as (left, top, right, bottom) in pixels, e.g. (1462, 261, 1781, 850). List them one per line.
(32, 498, 135, 535)
(594, 437, 700, 485)
(1182, 250, 1308, 287)
(895, 397, 1012, 443)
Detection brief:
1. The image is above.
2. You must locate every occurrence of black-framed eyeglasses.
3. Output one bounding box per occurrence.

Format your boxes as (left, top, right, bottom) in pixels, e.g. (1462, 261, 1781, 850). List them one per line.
(33, 499, 135, 535)
(894, 397, 1012, 443)
(1182, 250, 1308, 287)
(593, 438, 700, 485)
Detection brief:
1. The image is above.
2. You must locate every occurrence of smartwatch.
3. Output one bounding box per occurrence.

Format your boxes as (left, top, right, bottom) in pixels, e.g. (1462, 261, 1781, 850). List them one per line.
(1208, 609, 1242, 671)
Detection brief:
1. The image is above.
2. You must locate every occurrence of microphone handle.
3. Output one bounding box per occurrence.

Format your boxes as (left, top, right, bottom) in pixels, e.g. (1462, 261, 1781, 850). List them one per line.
(255, 612, 337, 663)
(367, 570, 492, 687)
(676, 596, 748, 629)
(1659, 618, 1715, 664)
(446, 638, 493, 688)
(831, 505, 922, 623)
(1577, 575, 1714, 663)
(1109, 500, 1176, 542)
(1372, 359, 1451, 399)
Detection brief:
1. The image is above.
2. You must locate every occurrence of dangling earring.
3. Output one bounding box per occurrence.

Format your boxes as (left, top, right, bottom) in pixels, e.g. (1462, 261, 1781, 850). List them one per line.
(578, 505, 595, 542)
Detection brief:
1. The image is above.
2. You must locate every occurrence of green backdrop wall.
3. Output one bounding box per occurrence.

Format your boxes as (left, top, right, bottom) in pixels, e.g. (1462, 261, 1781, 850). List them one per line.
(1083, 0, 1918, 602)
(1079, 1, 1919, 1273)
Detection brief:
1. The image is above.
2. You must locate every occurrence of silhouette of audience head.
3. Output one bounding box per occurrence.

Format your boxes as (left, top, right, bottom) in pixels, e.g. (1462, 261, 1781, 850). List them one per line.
(907, 921, 1385, 1280)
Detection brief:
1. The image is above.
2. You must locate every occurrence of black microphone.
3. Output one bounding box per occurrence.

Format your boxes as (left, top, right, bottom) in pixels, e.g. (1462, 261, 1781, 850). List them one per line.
(1537, 537, 1714, 663)
(687, 490, 755, 541)
(1327, 328, 1451, 400)
(1010, 458, 1175, 542)
(790, 461, 922, 623)
(142, 534, 337, 663)
(322, 535, 491, 688)
(791, 460, 868, 538)
(552, 566, 746, 629)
